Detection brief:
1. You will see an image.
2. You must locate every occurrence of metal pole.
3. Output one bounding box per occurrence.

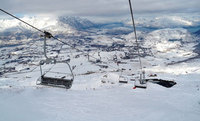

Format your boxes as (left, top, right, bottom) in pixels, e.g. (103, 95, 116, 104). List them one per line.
(44, 36, 48, 59)
(128, 0, 144, 81)
(128, 0, 142, 72)
(39, 63, 43, 76)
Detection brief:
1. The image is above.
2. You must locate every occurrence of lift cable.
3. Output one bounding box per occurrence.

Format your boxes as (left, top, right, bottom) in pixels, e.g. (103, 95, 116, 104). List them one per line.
(0, 9, 43, 33)
(128, 0, 143, 73)
(51, 36, 120, 71)
(0, 8, 120, 71)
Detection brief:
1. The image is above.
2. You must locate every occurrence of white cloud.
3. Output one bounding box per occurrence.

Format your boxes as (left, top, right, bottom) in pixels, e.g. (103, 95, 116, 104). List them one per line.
(0, 0, 199, 18)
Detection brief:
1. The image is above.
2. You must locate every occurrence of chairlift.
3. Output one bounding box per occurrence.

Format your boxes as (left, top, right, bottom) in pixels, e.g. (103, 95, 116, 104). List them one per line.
(119, 75, 128, 83)
(134, 71, 147, 88)
(118, 68, 128, 84)
(36, 32, 74, 89)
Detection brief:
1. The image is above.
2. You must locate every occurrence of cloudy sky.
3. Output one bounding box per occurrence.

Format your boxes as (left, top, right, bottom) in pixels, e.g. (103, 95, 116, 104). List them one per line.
(0, 0, 199, 20)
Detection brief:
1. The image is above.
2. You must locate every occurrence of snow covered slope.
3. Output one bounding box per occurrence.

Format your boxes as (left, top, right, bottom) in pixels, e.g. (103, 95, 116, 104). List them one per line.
(144, 28, 194, 51)
(125, 28, 199, 63)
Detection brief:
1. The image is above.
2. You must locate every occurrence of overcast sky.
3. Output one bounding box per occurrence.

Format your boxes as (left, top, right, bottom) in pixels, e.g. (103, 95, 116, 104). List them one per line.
(0, 0, 199, 20)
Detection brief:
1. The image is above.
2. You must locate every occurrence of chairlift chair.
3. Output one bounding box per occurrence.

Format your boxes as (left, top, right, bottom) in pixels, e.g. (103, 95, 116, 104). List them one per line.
(134, 71, 147, 88)
(36, 32, 74, 89)
(119, 75, 128, 83)
(118, 68, 128, 84)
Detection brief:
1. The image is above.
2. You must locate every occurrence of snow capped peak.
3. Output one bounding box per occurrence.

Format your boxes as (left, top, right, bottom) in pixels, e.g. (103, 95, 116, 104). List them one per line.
(58, 16, 95, 30)
(0, 16, 57, 32)
(0, 16, 95, 34)
(170, 16, 193, 26)
(125, 15, 200, 28)
(153, 16, 193, 27)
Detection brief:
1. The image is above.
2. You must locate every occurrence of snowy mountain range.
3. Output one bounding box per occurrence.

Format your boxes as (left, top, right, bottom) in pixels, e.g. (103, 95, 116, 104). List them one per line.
(125, 14, 200, 29)
(0, 16, 98, 43)
(1, 14, 200, 33)
(0, 15, 200, 58)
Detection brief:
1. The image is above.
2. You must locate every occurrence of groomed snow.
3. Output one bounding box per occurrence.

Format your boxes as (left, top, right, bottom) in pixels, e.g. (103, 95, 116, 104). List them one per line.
(0, 76, 199, 121)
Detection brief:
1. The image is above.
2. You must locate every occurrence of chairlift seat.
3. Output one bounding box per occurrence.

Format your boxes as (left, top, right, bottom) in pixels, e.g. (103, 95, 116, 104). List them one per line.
(119, 76, 128, 83)
(134, 79, 147, 88)
(38, 59, 74, 89)
(41, 75, 73, 89)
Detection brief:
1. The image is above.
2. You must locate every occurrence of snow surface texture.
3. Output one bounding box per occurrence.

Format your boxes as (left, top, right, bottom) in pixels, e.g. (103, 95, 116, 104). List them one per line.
(0, 15, 200, 121)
